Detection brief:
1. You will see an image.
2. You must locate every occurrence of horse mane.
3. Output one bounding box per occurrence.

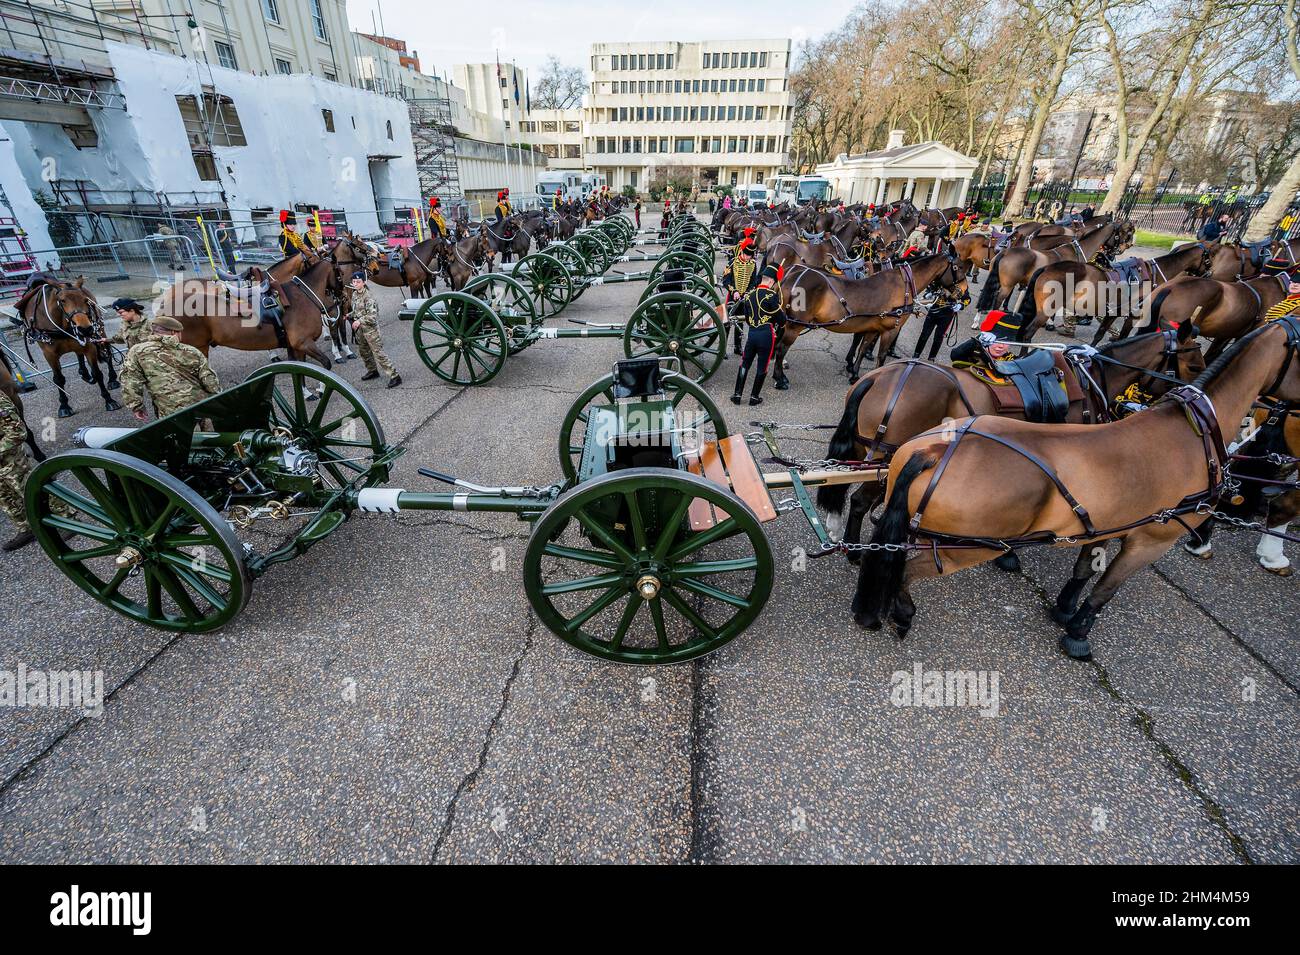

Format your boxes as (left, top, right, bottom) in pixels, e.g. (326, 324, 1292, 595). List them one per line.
(1192, 320, 1275, 389)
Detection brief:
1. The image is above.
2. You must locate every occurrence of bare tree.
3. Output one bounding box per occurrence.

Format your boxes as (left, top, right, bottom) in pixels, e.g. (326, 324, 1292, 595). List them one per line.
(1003, 0, 1100, 217)
(532, 56, 585, 110)
(1245, 0, 1300, 240)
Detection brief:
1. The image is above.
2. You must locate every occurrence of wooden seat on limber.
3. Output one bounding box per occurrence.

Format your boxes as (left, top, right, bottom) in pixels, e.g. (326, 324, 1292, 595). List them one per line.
(682, 435, 777, 529)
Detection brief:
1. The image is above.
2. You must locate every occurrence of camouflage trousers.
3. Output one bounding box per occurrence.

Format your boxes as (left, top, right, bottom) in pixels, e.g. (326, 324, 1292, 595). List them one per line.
(0, 449, 69, 535)
(354, 323, 396, 378)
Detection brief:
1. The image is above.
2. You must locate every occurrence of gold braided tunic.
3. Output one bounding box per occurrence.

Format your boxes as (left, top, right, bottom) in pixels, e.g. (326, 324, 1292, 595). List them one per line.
(1265, 295, 1300, 323)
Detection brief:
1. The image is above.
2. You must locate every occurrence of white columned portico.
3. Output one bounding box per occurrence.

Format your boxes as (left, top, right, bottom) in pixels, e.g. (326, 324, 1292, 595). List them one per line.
(957, 178, 970, 207)
(876, 178, 888, 203)
(905, 177, 916, 200)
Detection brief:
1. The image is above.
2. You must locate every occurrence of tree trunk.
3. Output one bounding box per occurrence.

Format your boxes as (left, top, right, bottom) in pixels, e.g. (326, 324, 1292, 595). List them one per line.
(1004, 84, 1060, 217)
(1244, 150, 1300, 242)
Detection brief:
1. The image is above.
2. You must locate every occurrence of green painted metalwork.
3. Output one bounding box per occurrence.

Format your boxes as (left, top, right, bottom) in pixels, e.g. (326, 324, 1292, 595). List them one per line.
(411, 292, 508, 384)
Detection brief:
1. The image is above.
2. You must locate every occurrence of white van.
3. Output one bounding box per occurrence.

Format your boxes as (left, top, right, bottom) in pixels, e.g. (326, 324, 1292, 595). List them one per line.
(537, 172, 584, 202)
(738, 183, 771, 206)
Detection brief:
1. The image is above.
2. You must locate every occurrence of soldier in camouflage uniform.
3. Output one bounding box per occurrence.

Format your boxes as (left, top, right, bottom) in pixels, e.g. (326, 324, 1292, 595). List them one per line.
(349, 271, 400, 388)
(109, 298, 151, 351)
(0, 392, 70, 551)
(120, 315, 221, 420)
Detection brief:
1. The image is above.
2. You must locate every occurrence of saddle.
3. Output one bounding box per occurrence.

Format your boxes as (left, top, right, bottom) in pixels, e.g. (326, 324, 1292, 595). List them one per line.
(1105, 257, 1144, 285)
(831, 255, 868, 280)
(13, 274, 63, 316)
(967, 349, 1081, 423)
(1241, 238, 1273, 267)
(799, 229, 824, 243)
(215, 273, 286, 343)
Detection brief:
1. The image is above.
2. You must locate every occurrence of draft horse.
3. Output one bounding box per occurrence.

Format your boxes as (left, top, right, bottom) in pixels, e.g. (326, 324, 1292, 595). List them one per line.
(16, 277, 121, 418)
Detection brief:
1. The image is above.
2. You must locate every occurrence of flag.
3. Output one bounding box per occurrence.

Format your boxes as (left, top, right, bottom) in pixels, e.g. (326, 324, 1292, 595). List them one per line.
(495, 52, 501, 79)
(525, 78, 531, 114)
(512, 65, 520, 106)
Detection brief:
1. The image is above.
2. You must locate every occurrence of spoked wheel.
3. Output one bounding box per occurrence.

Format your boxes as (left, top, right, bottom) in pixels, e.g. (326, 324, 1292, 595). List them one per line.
(545, 244, 593, 301)
(244, 361, 389, 487)
(556, 370, 729, 481)
(524, 468, 773, 665)
(462, 273, 537, 355)
(623, 291, 726, 383)
(649, 249, 714, 282)
(516, 253, 574, 317)
(412, 292, 508, 385)
(572, 232, 612, 275)
(26, 450, 251, 632)
(641, 272, 721, 307)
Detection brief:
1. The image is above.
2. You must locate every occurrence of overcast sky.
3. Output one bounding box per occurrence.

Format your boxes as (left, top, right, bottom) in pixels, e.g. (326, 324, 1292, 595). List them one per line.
(346, 0, 861, 79)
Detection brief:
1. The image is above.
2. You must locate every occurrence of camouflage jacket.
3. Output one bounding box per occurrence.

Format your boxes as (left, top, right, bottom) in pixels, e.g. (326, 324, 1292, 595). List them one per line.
(121, 336, 220, 418)
(350, 288, 379, 329)
(110, 318, 151, 350)
(0, 393, 27, 457)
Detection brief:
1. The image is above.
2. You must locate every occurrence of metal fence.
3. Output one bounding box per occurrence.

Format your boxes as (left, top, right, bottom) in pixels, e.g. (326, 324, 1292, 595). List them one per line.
(0, 235, 203, 304)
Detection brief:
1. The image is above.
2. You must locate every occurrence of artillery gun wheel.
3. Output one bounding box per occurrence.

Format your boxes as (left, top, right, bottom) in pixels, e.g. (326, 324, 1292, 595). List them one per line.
(462, 273, 538, 354)
(515, 252, 574, 317)
(523, 467, 773, 665)
(623, 291, 725, 383)
(26, 449, 251, 632)
(556, 370, 729, 482)
(544, 244, 592, 295)
(649, 249, 714, 282)
(572, 232, 612, 275)
(244, 361, 389, 488)
(411, 292, 508, 385)
(641, 271, 721, 307)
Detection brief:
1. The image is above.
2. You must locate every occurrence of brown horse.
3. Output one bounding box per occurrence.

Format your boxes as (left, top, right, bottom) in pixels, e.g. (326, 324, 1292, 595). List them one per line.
(16, 277, 121, 418)
(1149, 272, 1291, 361)
(953, 231, 999, 280)
(1016, 238, 1209, 343)
(443, 229, 493, 290)
(371, 235, 444, 298)
(480, 217, 530, 264)
(775, 252, 968, 387)
(817, 323, 1206, 553)
(975, 221, 1124, 315)
(851, 314, 1300, 659)
(159, 258, 341, 368)
(1184, 400, 1300, 574)
(0, 348, 45, 461)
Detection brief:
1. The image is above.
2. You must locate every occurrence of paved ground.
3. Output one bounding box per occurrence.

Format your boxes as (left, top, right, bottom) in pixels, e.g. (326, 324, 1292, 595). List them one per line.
(0, 223, 1295, 863)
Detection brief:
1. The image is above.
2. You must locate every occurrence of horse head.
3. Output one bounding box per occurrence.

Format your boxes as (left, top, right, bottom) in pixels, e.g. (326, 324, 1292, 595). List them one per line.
(52, 278, 97, 337)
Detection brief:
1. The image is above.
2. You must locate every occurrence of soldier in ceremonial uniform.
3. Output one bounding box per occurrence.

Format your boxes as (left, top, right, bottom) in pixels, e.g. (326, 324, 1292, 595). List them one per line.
(494, 191, 511, 225)
(1264, 278, 1300, 322)
(428, 196, 448, 238)
(121, 315, 221, 421)
(721, 231, 758, 356)
(109, 298, 151, 351)
(730, 264, 785, 406)
(349, 271, 401, 388)
(278, 210, 307, 257)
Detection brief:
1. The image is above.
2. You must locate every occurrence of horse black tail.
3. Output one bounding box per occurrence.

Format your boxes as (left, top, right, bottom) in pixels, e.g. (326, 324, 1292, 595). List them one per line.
(816, 375, 875, 515)
(975, 250, 1004, 312)
(1014, 266, 1047, 341)
(851, 451, 937, 629)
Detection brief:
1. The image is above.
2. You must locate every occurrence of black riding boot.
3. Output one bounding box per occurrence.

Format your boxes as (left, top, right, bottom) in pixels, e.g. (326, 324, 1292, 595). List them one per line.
(748, 372, 767, 406)
(732, 323, 744, 356)
(731, 366, 748, 405)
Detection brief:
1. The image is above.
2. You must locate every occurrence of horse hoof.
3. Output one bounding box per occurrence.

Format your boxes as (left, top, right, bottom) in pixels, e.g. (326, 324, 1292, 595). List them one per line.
(1059, 633, 1093, 661)
(854, 612, 882, 632)
(104, 400, 122, 412)
(1049, 604, 1074, 627)
(993, 552, 1021, 572)
(1262, 562, 1293, 577)
(1183, 542, 1213, 560)
(57, 407, 74, 418)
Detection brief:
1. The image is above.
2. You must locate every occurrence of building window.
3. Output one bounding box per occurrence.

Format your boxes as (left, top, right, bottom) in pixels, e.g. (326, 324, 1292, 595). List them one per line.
(275, 58, 292, 75)
(322, 108, 334, 132)
(755, 106, 766, 120)
(610, 56, 618, 70)
(760, 52, 769, 67)
(743, 106, 753, 121)
(541, 121, 557, 132)
(175, 92, 247, 146)
(310, 0, 328, 40)
(563, 144, 580, 158)
(757, 78, 766, 92)
(324, 70, 337, 82)
(674, 137, 694, 153)
(647, 138, 657, 154)
(262, 0, 279, 23)
(214, 41, 237, 70)
(564, 120, 580, 132)
(740, 52, 749, 68)
(727, 105, 736, 120)
(192, 152, 220, 181)
(386, 120, 393, 140)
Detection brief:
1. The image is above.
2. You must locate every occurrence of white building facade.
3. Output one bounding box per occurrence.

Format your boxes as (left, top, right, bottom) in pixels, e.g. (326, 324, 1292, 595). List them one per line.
(815, 132, 978, 208)
(583, 40, 794, 193)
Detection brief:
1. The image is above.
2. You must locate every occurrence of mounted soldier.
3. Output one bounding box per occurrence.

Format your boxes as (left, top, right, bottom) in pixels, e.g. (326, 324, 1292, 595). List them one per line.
(428, 196, 448, 238)
(278, 210, 307, 257)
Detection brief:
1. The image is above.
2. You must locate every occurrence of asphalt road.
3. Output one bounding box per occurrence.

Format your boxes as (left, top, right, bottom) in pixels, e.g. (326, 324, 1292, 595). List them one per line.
(0, 221, 1295, 863)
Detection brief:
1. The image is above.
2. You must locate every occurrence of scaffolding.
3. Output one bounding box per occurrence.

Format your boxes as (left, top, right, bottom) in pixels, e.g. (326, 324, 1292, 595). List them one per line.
(408, 95, 461, 205)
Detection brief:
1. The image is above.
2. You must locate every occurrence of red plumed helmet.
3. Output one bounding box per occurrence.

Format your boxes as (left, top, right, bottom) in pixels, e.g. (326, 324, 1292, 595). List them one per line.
(980, 310, 1008, 333)
(742, 226, 755, 238)
(279, 209, 290, 224)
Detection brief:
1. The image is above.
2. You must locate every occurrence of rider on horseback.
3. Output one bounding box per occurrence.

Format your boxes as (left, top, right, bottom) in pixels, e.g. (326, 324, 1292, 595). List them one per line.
(428, 196, 448, 238)
(278, 209, 307, 257)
